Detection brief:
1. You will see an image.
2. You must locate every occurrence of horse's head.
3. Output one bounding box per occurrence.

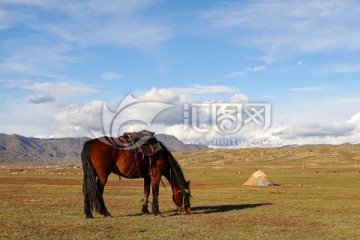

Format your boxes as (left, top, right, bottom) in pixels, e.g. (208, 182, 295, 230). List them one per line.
(173, 180, 191, 215)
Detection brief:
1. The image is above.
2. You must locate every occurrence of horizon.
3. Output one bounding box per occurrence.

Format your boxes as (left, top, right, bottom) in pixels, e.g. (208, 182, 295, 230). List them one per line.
(1, 1, 360, 148)
(1, 132, 359, 149)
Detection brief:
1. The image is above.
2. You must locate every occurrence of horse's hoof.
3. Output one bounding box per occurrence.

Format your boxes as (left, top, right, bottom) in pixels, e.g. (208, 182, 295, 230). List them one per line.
(142, 210, 150, 215)
(141, 205, 150, 214)
(85, 214, 94, 219)
(104, 212, 113, 218)
(153, 211, 162, 216)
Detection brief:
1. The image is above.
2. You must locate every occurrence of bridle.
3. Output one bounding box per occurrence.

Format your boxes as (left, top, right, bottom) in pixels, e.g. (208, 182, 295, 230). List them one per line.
(169, 165, 191, 214)
(172, 188, 191, 214)
(172, 189, 184, 196)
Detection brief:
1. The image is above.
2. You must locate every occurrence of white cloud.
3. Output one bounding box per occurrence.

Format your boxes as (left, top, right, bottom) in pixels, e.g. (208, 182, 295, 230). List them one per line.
(135, 87, 184, 102)
(53, 94, 178, 138)
(275, 122, 356, 140)
(0, 0, 50, 6)
(319, 63, 360, 73)
(167, 111, 360, 147)
(2, 79, 32, 88)
(41, 90, 360, 146)
(223, 71, 245, 78)
(347, 112, 360, 125)
(246, 65, 266, 72)
(28, 85, 360, 146)
(0, 0, 173, 77)
(1, 0, 173, 49)
(52, 86, 247, 137)
(53, 100, 104, 137)
(0, 7, 33, 29)
(0, 8, 13, 29)
(28, 94, 55, 104)
(3, 83, 360, 147)
(0, 42, 77, 76)
(231, 93, 248, 104)
(100, 71, 122, 80)
(201, 1, 360, 61)
(169, 85, 239, 95)
(4, 79, 100, 97)
(289, 86, 331, 92)
(161, 107, 360, 147)
(326, 98, 360, 106)
(0, 96, 58, 137)
(224, 67, 267, 77)
(254, 111, 360, 146)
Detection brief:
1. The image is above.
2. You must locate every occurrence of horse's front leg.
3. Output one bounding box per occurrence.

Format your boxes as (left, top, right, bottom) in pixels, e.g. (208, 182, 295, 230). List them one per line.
(141, 175, 151, 214)
(151, 174, 162, 215)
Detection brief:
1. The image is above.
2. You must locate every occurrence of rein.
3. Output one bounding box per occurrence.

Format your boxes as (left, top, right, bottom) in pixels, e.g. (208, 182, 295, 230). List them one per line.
(172, 189, 183, 196)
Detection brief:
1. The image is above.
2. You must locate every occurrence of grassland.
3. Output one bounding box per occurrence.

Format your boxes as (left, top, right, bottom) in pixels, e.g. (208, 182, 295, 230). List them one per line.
(1, 145, 360, 239)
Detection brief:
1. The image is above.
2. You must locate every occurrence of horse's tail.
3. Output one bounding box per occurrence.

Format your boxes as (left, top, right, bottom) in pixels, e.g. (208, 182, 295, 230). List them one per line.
(159, 141, 191, 197)
(81, 140, 102, 214)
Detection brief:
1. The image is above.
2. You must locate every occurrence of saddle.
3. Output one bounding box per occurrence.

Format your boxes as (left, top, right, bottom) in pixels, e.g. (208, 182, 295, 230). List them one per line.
(120, 130, 162, 157)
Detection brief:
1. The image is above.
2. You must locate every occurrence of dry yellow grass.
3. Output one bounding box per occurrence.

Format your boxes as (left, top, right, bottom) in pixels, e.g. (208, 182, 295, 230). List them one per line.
(1, 144, 359, 239)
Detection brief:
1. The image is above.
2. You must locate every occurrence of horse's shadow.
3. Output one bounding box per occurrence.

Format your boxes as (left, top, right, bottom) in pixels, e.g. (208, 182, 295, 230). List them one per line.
(126, 203, 272, 217)
(189, 203, 272, 214)
(152, 203, 272, 216)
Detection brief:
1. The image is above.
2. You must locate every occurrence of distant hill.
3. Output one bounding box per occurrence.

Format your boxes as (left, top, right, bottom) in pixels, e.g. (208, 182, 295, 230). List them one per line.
(174, 144, 360, 170)
(0, 133, 209, 166)
(0, 134, 89, 166)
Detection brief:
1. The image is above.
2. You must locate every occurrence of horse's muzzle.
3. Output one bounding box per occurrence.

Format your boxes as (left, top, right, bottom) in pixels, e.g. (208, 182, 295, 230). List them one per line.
(180, 207, 191, 215)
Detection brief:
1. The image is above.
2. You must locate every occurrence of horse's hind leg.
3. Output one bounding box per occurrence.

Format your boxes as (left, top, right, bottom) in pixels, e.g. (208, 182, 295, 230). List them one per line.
(141, 175, 151, 214)
(83, 182, 94, 219)
(96, 174, 112, 218)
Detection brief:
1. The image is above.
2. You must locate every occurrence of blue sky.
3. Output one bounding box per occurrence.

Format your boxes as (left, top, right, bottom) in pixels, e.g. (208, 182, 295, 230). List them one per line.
(1, 0, 360, 146)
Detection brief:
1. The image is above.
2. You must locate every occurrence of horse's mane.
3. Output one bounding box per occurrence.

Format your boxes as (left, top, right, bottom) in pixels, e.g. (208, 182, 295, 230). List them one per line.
(158, 141, 191, 197)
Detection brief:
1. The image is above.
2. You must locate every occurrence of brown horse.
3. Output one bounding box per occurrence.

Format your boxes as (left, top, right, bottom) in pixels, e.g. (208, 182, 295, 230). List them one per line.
(81, 135, 191, 219)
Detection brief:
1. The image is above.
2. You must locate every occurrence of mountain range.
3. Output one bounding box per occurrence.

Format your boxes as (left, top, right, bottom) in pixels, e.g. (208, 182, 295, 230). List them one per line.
(0, 133, 208, 166)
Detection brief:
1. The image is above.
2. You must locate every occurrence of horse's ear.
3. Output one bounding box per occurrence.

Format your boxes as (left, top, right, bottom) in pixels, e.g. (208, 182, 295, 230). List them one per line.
(187, 180, 191, 186)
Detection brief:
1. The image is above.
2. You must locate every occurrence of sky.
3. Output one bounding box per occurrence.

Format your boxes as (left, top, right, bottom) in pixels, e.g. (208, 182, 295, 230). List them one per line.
(0, 0, 360, 147)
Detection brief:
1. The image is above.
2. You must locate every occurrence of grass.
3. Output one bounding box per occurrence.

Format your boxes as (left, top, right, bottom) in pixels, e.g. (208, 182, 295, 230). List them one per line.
(1, 149, 360, 239)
